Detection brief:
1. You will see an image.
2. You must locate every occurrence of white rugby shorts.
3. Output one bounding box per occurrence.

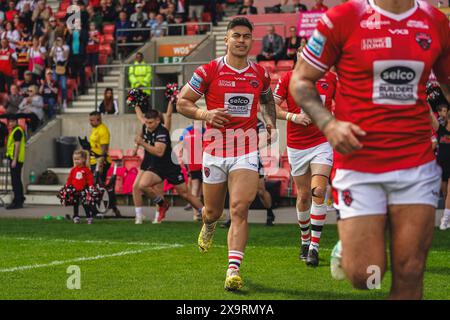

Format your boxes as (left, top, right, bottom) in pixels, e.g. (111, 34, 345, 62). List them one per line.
(332, 160, 442, 220)
(202, 151, 259, 184)
(287, 142, 333, 177)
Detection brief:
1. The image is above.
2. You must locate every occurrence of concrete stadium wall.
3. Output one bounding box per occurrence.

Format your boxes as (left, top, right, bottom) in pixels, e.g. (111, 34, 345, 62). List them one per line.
(23, 119, 62, 188)
(59, 114, 288, 155)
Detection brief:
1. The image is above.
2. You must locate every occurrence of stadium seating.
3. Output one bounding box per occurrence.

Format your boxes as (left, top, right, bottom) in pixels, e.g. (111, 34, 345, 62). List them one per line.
(108, 149, 124, 161)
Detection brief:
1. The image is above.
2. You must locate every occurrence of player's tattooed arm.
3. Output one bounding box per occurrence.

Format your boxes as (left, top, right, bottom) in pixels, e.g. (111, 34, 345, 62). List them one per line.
(290, 60, 366, 154)
(259, 89, 277, 129)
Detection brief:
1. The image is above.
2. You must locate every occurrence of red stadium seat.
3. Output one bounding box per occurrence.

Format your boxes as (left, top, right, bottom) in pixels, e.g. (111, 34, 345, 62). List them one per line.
(137, 148, 145, 160)
(277, 60, 294, 71)
(186, 24, 199, 35)
(108, 149, 123, 161)
(259, 61, 276, 73)
(123, 156, 141, 171)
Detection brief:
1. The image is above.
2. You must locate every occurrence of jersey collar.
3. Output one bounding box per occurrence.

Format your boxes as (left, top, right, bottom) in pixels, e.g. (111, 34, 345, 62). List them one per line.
(223, 55, 250, 74)
(368, 0, 418, 22)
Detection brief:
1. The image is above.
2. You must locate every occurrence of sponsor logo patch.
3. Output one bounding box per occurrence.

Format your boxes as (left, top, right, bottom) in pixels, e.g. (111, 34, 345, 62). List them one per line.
(224, 93, 254, 117)
(306, 30, 326, 57)
(373, 60, 424, 105)
(388, 29, 408, 35)
(190, 73, 203, 90)
(407, 20, 429, 29)
(218, 80, 236, 87)
(361, 37, 392, 50)
(416, 32, 432, 50)
(360, 19, 390, 29)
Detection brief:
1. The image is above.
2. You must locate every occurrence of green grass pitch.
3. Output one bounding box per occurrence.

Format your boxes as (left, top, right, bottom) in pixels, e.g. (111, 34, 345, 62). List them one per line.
(0, 218, 449, 300)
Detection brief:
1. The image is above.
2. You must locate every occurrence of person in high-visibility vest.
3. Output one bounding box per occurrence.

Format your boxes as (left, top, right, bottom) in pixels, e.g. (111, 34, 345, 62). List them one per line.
(128, 52, 152, 95)
(5, 114, 26, 209)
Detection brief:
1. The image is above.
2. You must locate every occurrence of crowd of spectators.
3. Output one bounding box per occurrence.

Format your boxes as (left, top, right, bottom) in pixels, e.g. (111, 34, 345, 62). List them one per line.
(0, 0, 226, 136)
(238, 0, 335, 15)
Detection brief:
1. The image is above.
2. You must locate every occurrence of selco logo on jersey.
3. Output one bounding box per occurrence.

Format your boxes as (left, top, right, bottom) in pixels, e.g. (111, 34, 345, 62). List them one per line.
(381, 67, 415, 84)
(224, 93, 254, 117)
(373, 60, 424, 105)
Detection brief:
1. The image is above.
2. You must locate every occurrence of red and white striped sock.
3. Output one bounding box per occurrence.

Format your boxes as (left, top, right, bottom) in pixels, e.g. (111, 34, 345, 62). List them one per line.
(297, 209, 311, 245)
(228, 250, 244, 271)
(310, 202, 327, 251)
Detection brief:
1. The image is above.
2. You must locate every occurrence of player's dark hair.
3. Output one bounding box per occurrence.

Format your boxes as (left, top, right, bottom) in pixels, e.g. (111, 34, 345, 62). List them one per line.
(227, 17, 253, 32)
(89, 111, 101, 117)
(438, 104, 449, 112)
(144, 109, 161, 120)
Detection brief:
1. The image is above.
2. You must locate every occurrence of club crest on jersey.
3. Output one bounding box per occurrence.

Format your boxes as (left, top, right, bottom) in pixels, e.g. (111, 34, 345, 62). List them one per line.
(250, 79, 259, 88)
(204, 167, 210, 178)
(342, 190, 353, 207)
(320, 82, 329, 90)
(416, 33, 431, 50)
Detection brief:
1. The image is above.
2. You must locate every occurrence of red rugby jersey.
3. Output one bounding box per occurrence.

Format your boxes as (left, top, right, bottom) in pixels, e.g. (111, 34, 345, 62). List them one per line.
(301, 0, 450, 173)
(274, 70, 337, 149)
(187, 56, 271, 157)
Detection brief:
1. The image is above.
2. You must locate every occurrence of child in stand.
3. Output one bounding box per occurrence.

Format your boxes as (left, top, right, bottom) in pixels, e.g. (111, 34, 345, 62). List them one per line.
(66, 150, 95, 224)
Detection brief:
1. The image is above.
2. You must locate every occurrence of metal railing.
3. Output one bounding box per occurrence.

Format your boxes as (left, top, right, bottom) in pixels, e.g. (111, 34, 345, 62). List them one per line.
(94, 61, 210, 112)
(114, 22, 213, 60)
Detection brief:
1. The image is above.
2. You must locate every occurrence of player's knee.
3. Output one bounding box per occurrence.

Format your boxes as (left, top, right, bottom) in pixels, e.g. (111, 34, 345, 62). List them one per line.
(297, 191, 311, 206)
(395, 256, 424, 282)
(311, 186, 325, 200)
(230, 200, 250, 220)
(204, 206, 221, 219)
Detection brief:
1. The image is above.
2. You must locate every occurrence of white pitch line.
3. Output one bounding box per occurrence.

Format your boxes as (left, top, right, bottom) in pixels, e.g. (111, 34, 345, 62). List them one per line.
(0, 236, 170, 247)
(0, 244, 183, 273)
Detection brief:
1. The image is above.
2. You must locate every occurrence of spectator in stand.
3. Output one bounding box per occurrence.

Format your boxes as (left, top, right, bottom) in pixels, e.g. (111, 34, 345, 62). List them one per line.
(173, 0, 187, 19)
(238, 0, 258, 15)
(311, 0, 328, 12)
(116, 10, 132, 59)
(128, 52, 152, 95)
(99, 0, 117, 24)
(168, 14, 185, 36)
(87, 5, 103, 31)
(86, 22, 100, 77)
(15, 26, 31, 80)
(20, 70, 38, 95)
(1, 20, 20, 50)
(5, 1, 18, 22)
(284, 26, 303, 61)
(19, 3, 33, 32)
(16, 0, 37, 13)
(39, 68, 58, 119)
(6, 84, 23, 114)
(256, 25, 284, 64)
(98, 87, 119, 115)
(0, 38, 16, 93)
(151, 13, 167, 37)
(292, 0, 308, 12)
(73, 0, 90, 31)
(188, 0, 204, 21)
(49, 36, 69, 110)
(67, 19, 88, 95)
(17, 84, 44, 131)
(28, 35, 46, 80)
(131, 3, 149, 43)
(145, 11, 157, 29)
(42, 16, 58, 51)
(115, 0, 134, 17)
(31, 0, 51, 36)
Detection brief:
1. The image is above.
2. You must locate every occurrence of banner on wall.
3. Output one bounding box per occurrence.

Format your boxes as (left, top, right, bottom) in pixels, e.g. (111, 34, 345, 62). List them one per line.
(296, 11, 325, 38)
(158, 43, 199, 63)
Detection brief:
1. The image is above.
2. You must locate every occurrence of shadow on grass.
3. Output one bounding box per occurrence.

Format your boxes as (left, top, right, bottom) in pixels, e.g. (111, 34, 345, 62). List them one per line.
(244, 280, 386, 300)
(426, 266, 450, 276)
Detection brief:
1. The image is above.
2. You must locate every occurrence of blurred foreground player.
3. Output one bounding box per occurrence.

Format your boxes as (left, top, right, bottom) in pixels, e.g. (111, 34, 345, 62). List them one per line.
(290, 0, 450, 299)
